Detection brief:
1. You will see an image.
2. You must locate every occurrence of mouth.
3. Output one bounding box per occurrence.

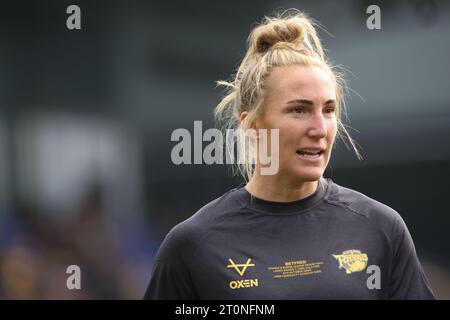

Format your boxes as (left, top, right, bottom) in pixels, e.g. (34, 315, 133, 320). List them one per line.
(296, 148, 325, 161)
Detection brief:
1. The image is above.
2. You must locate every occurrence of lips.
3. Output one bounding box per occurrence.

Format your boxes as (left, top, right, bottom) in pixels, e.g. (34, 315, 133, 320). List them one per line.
(296, 148, 325, 156)
(295, 148, 324, 162)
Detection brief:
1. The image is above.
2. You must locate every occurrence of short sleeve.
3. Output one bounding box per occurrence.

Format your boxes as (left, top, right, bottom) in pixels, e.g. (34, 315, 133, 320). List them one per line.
(143, 224, 199, 300)
(388, 214, 435, 299)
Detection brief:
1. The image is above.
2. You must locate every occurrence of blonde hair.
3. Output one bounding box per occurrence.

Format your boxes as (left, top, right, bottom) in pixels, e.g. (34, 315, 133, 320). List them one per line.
(215, 9, 362, 181)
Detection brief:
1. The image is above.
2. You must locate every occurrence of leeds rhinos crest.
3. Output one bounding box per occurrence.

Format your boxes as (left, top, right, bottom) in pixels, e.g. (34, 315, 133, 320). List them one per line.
(332, 249, 368, 274)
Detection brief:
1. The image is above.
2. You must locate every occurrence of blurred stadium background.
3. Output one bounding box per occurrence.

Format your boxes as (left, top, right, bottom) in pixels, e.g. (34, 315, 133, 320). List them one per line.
(1, 0, 449, 299)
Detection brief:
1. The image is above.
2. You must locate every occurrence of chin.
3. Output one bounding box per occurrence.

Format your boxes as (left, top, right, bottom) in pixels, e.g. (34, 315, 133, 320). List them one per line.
(293, 168, 324, 182)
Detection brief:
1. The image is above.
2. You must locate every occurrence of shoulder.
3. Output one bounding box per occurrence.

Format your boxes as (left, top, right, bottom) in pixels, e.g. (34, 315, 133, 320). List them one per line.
(325, 179, 405, 239)
(157, 186, 245, 259)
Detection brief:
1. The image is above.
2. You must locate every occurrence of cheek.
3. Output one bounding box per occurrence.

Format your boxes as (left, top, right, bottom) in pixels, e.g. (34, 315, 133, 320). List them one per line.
(278, 120, 306, 151)
(328, 119, 338, 140)
(279, 121, 296, 140)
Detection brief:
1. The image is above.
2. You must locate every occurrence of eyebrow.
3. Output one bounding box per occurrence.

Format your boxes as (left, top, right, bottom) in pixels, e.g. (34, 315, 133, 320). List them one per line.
(286, 99, 336, 105)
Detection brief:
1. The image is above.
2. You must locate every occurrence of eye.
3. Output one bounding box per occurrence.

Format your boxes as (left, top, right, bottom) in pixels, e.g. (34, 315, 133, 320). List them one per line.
(324, 106, 336, 114)
(291, 107, 306, 114)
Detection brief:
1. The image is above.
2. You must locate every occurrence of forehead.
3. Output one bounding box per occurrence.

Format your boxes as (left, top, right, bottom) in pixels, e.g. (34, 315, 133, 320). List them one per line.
(265, 65, 336, 102)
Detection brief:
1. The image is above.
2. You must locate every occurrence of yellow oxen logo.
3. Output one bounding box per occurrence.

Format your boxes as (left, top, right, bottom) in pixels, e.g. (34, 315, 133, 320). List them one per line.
(332, 250, 368, 274)
(226, 258, 258, 290)
(226, 258, 255, 276)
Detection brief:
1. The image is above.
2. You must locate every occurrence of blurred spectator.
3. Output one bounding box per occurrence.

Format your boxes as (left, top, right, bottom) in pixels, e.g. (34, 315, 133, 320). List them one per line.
(0, 186, 157, 299)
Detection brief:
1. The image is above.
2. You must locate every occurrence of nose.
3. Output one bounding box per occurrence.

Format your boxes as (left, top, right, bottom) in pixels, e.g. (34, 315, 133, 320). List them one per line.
(307, 111, 328, 138)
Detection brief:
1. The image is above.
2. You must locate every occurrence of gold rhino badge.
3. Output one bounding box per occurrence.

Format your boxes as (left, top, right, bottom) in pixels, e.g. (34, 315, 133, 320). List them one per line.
(332, 249, 368, 274)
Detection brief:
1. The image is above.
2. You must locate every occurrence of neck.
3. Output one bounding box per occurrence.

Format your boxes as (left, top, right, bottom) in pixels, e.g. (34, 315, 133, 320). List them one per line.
(245, 167, 319, 202)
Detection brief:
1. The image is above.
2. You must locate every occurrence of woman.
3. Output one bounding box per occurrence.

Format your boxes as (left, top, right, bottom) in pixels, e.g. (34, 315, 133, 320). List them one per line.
(144, 10, 435, 299)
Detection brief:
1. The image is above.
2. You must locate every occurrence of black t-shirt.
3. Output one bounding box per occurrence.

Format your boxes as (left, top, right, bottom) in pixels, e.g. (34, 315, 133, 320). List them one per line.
(144, 178, 435, 300)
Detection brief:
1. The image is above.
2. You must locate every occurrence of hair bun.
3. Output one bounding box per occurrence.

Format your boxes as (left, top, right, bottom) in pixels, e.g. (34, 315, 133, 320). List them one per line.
(248, 11, 324, 60)
(254, 21, 304, 54)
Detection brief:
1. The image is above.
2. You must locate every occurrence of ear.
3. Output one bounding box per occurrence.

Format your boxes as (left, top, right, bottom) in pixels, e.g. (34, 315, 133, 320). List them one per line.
(240, 111, 258, 139)
(240, 111, 249, 124)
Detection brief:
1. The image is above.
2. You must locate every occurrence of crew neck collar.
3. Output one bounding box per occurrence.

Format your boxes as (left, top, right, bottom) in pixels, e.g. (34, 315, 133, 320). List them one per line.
(235, 178, 331, 215)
